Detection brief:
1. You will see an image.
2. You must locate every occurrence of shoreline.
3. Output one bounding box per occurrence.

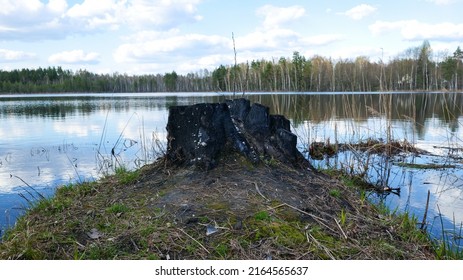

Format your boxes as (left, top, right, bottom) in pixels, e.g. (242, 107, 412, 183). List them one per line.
(1, 90, 463, 96)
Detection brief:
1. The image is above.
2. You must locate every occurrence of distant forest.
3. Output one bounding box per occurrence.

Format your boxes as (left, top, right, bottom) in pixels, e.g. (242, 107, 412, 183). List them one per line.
(1, 41, 462, 93)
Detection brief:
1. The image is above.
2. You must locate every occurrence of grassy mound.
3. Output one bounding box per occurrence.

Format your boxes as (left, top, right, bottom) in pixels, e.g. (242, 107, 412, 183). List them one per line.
(0, 154, 436, 259)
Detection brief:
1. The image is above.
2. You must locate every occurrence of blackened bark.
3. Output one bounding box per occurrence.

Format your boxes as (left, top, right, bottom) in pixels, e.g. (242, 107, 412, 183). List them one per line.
(165, 98, 312, 170)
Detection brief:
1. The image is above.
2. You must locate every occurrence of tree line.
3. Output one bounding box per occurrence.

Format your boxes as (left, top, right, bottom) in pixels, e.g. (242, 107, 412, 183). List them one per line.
(1, 41, 462, 94)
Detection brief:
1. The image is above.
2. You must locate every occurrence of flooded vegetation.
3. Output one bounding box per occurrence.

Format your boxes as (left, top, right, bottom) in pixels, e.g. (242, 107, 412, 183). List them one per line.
(1, 92, 463, 254)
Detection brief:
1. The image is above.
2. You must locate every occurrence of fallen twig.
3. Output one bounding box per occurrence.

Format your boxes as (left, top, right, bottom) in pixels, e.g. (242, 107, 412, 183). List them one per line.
(178, 228, 210, 254)
(253, 182, 269, 202)
(334, 218, 348, 240)
(306, 231, 336, 260)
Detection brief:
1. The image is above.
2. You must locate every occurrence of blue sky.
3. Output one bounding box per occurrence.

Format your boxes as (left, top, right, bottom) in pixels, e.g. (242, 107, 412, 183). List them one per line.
(0, 0, 462, 75)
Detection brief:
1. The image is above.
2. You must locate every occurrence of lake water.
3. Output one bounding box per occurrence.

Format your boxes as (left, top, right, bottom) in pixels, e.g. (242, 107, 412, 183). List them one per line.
(1, 92, 462, 248)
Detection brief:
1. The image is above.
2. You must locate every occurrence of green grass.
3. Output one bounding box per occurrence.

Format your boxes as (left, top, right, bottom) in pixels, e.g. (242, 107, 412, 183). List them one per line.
(115, 167, 140, 185)
(254, 211, 271, 221)
(106, 203, 129, 214)
(329, 189, 342, 198)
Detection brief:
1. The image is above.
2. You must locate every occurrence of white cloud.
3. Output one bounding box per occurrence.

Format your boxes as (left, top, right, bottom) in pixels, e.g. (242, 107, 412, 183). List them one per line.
(114, 32, 229, 64)
(302, 34, 345, 46)
(48, 50, 101, 64)
(113, 21, 345, 74)
(237, 28, 301, 51)
(0, 49, 36, 62)
(123, 0, 203, 29)
(370, 20, 463, 41)
(0, 0, 43, 15)
(0, 0, 52, 26)
(65, 0, 203, 30)
(369, 20, 404, 35)
(425, 0, 456, 5)
(66, 0, 117, 18)
(256, 5, 306, 28)
(236, 30, 343, 55)
(331, 46, 383, 60)
(0, 0, 204, 41)
(47, 0, 68, 13)
(340, 4, 377, 20)
(115, 28, 334, 74)
(66, 0, 124, 30)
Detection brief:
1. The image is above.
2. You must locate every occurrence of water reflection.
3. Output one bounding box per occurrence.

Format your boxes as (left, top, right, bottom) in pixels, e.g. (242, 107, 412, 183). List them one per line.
(1, 92, 462, 248)
(247, 93, 463, 136)
(3, 92, 462, 130)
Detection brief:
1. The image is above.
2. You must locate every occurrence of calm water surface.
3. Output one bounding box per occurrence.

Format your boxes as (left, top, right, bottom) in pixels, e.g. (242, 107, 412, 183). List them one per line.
(1, 92, 462, 247)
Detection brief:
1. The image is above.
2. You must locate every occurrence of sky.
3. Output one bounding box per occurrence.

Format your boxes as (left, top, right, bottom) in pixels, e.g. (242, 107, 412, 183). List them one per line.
(0, 0, 462, 75)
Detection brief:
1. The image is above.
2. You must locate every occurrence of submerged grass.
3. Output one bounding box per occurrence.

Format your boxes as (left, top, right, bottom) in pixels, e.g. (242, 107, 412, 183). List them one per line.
(395, 162, 456, 169)
(0, 152, 444, 260)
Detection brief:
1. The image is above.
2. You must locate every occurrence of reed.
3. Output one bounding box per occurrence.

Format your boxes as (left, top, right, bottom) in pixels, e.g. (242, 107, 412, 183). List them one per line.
(434, 205, 462, 258)
(296, 92, 463, 258)
(93, 110, 167, 176)
(11, 175, 45, 204)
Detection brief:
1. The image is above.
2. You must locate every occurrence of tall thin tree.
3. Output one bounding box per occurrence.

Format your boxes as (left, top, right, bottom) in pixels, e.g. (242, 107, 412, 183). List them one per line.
(232, 32, 237, 96)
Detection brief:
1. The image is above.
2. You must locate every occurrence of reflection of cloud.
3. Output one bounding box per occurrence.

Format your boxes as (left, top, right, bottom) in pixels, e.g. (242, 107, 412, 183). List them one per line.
(410, 171, 463, 225)
(0, 125, 27, 139)
(53, 122, 100, 137)
(0, 142, 101, 193)
(113, 114, 168, 146)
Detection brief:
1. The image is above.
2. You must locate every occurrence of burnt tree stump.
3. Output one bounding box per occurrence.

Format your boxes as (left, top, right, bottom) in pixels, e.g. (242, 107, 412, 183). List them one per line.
(165, 98, 311, 170)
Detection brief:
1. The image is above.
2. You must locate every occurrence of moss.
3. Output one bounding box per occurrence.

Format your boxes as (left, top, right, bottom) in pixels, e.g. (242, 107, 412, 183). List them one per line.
(329, 189, 342, 198)
(185, 243, 199, 254)
(106, 203, 129, 214)
(248, 211, 306, 248)
(207, 201, 229, 211)
(215, 243, 230, 258)
(254, 211, 271, 221)
(140, 225, 157, 237)
(198, 216, 210, 223)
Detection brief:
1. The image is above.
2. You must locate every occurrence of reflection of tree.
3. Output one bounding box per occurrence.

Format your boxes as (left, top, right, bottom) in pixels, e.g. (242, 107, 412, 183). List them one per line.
(1, 93, 462, 137)
(244, 93, 463, 136)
